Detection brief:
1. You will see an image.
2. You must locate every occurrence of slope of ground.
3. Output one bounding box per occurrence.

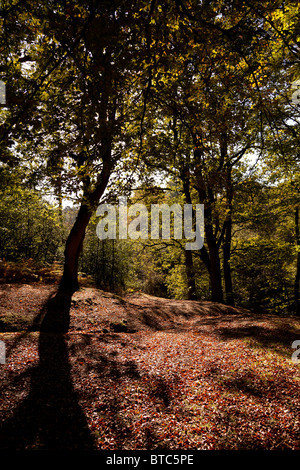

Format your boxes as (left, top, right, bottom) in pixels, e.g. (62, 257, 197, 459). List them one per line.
(0, 283, 300, 450)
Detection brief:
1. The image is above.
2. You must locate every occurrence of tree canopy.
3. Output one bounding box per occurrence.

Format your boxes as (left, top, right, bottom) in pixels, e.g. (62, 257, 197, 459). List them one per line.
(0, 0, 299, 324)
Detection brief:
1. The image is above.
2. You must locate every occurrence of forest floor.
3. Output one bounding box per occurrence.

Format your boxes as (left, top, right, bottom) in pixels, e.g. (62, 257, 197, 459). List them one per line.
(0, 282, 300, 451)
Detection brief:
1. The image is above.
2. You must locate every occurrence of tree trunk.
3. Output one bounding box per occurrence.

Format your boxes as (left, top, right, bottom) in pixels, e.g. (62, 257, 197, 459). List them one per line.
(182, 176, 197, 300)
(295, 207, 300, 316)
(205, 220, 224, 303)
(60, 159, 112, 295)
(223, 219, 234, 306)
(184, 249, 197, 300)
(223, 165, 234, 306)
(208, 245, 224, 303)
(60, 203, 92, 293)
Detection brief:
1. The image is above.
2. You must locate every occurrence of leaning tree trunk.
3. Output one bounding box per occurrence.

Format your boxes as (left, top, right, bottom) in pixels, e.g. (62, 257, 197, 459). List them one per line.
(60, 203, 92, 293)
(60, 159, 112, 295)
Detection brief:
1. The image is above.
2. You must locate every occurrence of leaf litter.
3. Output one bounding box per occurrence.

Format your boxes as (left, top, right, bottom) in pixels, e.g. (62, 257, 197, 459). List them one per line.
(0, 284, 300, 450)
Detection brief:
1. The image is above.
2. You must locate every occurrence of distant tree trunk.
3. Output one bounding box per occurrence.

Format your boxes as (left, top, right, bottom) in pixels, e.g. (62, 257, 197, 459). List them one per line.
(57, 176, 63, 223)
(223, 218, 234, 306)
(207, 243, 224, 303)
(192, 134, 224, 304)
(204, 202, 224, 303)
(223, 166, 234, 306)
(295, 206, 300, 316)
(198, 190, 224, 303)
(110, 239, 115, 291)
(182, 175, 197, 300)
(184, 249, 197, 300)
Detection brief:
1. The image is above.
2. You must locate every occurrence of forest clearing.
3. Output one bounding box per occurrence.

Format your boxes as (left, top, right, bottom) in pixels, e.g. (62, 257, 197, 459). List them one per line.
(0, 282, 299, 451)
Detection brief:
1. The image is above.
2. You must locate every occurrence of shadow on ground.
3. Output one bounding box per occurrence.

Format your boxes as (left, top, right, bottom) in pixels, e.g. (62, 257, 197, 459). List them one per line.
(0, 288, 96, 450)
(1, 286, 300, 450)
(212, 320, 300, 358)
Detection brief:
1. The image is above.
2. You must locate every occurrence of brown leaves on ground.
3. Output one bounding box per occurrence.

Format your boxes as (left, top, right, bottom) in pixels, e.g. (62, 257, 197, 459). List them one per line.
(0, 283, 300, 450)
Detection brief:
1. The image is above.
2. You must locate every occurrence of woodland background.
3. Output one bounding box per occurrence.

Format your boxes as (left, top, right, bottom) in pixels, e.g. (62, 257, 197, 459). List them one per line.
(0, 0, 299, 313)
(1, 1, 300, 452)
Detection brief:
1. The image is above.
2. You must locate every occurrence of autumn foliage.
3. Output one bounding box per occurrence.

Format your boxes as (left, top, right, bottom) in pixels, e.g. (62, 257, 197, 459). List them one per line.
(0, 284, 299, 450)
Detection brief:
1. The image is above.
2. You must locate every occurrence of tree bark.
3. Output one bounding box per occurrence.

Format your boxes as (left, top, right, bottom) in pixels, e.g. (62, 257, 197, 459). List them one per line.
(205, 214, 224, 303)
(192, 188, 224, 303)
(60, 158, 112, 294)
(294, 206, 300, 316)
(223, 165, 234, 306)
(60, 203, 92, 293)
(208, 246, 224, 303)
(182, 175, 197, 300)
(223, 218, 234, 306)
(184, 249, 197, 300)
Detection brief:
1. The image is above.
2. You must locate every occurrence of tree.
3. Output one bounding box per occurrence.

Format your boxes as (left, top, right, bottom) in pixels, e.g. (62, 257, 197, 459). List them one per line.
(0, 0, 156, 296)
(231, 175, 296, 313)
(0, 0, 299, 317)
(0, 165, 62, 264)
(130, 0, 300, 305)
(133, 6, 263, 303)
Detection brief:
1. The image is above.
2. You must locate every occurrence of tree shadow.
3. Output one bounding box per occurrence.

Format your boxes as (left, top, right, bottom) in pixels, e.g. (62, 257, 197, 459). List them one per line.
(0, 288, 95, 450)
(215, 321, 300, 358)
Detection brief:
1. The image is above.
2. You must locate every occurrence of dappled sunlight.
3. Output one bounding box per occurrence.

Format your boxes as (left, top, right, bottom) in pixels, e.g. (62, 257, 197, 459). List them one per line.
(1, 285, 299, 450)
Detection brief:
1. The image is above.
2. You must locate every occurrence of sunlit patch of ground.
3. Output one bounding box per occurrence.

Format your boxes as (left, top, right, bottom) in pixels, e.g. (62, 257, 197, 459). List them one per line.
(0, 284, 299, 450)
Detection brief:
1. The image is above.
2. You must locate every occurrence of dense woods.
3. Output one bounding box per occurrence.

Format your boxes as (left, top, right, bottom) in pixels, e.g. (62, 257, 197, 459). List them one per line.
(0, 0, 299, 314)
